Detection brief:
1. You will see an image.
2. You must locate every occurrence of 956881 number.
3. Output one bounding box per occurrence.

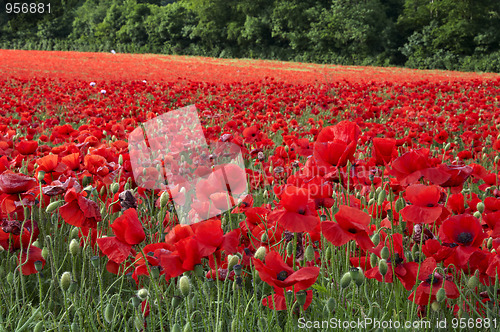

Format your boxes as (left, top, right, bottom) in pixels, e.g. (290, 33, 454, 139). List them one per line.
(6, 3, 51, 14)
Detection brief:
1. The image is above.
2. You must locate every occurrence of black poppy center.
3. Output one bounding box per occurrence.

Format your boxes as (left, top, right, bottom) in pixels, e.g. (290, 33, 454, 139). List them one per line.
(277, 270, 289, 281)
(388, 253, 404, 265)
(347, 228, 357, 234)
(427, 203, 434, 207)
(297, 207, 306, 215)
(456, 232, 473, 245)
(425, 273, 442, 285)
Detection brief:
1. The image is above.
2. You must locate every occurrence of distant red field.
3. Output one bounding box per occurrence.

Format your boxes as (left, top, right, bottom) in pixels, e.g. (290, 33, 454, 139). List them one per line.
(1, 49, 499, 84)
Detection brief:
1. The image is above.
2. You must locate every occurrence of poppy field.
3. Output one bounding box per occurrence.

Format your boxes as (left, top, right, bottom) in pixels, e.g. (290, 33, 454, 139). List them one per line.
(1, 50, 500, 331)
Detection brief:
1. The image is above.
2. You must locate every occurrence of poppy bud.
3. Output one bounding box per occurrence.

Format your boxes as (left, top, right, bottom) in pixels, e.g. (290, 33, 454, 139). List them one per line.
(90, 256, 100, 268)
(0, 245, 4, 253)
(104, 302, 114, 324)
(325, 247, 332, 260)
(468, 275, 480, 290)
(444, 143, 451, 151)
(476, 202, 485, 214)
(7, 272, 14, 285)
(41, 247, 49, 260)
(171, 323, 182, 332)
(60, 272, 72, 292)
(110, 183, 119, 194)
(34, 321, 44, 332)
(160, 191, 170, 208)
(340, 272, 352, 289)
(495, 156, 499, 164)
(179, 276, 190, 297)
(260, 233, 268, 243)
(82, 176, 92, 187)
(487, 237, 493, 250)
(131, 296, 141, 308)
(71, 323, 79, 332)
(171, 296, 182, 308)
(37, 171, 45, 182)
(137, 288, 149, 301)
(431, 301, 440, 312)
(350, 267, 364, 286)
(473, 211, 481, 219)
(411, 244, 419, 256)
(286, 242, 294, 256)
(134, 316, 143, 331)
(380, 246, 390, 260)
(46, 200, 64, 213)
(227, 255, 239, 272)
(254, 246, 267, 261)
(360, 196, 367, 206)
(69, 239, 80, 256)
(34, 260, 44, 272)
(304, 245, 315, 262)
(183, 322, 192, 332)
(371, 233, 380, 246)
(32, 240, 41, 248)
(457, 308, 463, 317)
(370, 253, 378, 268)
(325, 297, 336, 313)
(405, 251, 413, 262)
(69, 281, 78, 294)
(296, 290, 307, 306)
(377, 190, 386, 205)
(436, 288, 446, 302)
(378, 259, 388, 277)
(368, 198, 375, 206)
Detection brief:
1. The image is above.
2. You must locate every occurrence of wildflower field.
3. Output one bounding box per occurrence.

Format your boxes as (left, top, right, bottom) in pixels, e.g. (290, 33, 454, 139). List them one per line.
(1, 49, 500, 331)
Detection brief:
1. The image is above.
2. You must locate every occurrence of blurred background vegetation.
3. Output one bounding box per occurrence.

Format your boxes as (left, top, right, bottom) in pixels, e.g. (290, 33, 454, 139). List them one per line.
(1, 0, 500, 72)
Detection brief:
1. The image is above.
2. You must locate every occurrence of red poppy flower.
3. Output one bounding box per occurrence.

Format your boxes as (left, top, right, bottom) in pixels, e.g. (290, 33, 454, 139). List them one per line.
(0, 171, 37, 194)
(18, 246, 45, 275)
(253, 251, 319, 291)
(59, 188, 101, 228)
(321, 205, 374, 250)
(268, 186, 319, 233)
(389, 149, 450, 186)
(371, 137, 397, 165)
(111, 208, 145, 245)
(437, 164, 473, 191)
(16, 140, 38, 155)
(438, 214, 486, 265)
(313, 121, 360, 169)
(262, 288, 313, 311)
(408, 257, 459, 305)
(400, 184, 443, 226)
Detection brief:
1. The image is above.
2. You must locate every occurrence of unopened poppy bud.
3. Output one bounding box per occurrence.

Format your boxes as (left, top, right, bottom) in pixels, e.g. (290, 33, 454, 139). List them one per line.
(60, 272, 72, 292)
(71, 322, 79, 332)
(431, 301, 440, 312)
(370, 253, 378, 268)
(350, 267, 364, 286)
(371, 233, 380, 246)
(444, 143, 451, 151)
(82, 176, 92, 187)
(34, 321, 44, 332)
(436, 288, 446, 302)
(32, 240, 41, 248)
(134, 316, 143, 330)
(227, 255, 239, 271)
(104, 302, 114, 324)
(457, 308, 463, 317)
(377, 190, 386, 205)
(160, 191, 170, 208)
(118, 154, 123, 166)
(378, 259, 388, 276)
(395, 197, 406, 212)
(304, 245, 315, 262)
(473, 211, 481, 219)
(254, 246, 266, 261)
(7, 272, 14, 284)
(90, 256, 100, 268)
(179, 276, 190, 297)
(487, 237, 493, 250)
(286, 241, 294, 256)
(41, 247, 49, 260)
(260, 232, 268, 243)
(325, 297, 336, 313)
(296, 290, 307, 306)
(380, 246, 390, 260)
(68, 281, 78, 294)
(171, 295, 182, 308)
(37, 171, 45, 182)
(131, 296, 141, 308)
(69, 239, 80, 256)
(137, 288, 149, 301)
(325, 247, 332, 260)
(476, 202, 485, 214)
(0, 244, 4, 253)
(171, 323, 182, 332)
(183, 322, 192, 332)
(46, 200, 64, 213)
(340, 272, 352, 289)
(110, 183, 119, 194)
(468, 275, 480, 290)
(495, 156, 500, 164)
(368, 198, 375, 206)
(34, 260, 44, 272)
(411, 244, 419, 256)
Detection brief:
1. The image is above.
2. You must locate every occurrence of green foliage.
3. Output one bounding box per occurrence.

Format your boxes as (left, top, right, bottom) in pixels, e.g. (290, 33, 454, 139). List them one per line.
(1, 0, 500, 71)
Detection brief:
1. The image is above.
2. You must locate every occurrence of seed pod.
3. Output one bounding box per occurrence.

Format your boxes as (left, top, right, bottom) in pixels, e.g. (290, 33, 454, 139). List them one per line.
(370, 253, 378, 268)
(304, 245, 315, 262)
(37, 171, 46, 182)
(350, 268, 364, 286)
(296, 290, 307, 306)
(233, 264, 242, 276)
(371, 233, 380, 246)
(380, 246, 390, 260)
(377, 190, 386, 206)
(34, 260, 44, 272)
(436, 288, 446, 302)
(179, 276, 191, 297)
(60, 272, 72, 292)
(476, 202, 485, 214)
(468, 275, 480, 290)
(286, 241, 294, 256)
(254, 246, 267, 261)
(340, 272, 352, 289)
(104, 302, 114, 324)
(378, 259, 388, 277)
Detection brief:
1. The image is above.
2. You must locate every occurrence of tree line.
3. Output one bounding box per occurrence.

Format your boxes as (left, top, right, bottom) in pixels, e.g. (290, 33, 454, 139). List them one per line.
(1, 0, 500, 72)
